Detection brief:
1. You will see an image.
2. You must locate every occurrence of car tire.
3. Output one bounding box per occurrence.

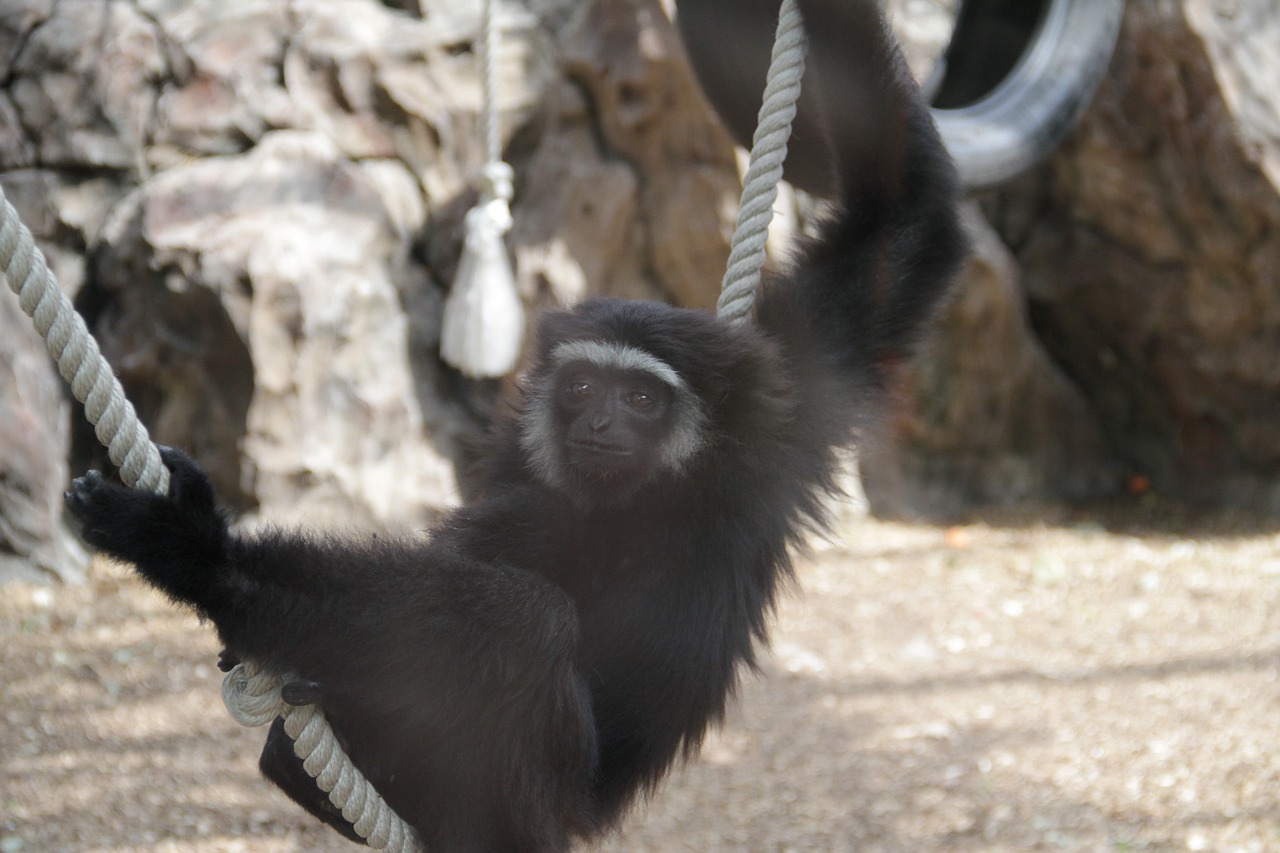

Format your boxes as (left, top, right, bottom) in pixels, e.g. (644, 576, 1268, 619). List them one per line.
(928, 0, 1126, 189)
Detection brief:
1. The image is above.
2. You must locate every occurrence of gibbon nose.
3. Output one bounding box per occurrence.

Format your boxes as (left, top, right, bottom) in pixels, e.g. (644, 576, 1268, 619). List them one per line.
(589, 394, 622, 432)
(588, 408, 614, 433)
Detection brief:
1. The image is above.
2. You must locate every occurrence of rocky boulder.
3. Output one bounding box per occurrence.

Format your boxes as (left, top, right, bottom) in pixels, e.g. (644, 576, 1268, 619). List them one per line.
(0, 279, 88, 583)
(982, 1, 1280, 511)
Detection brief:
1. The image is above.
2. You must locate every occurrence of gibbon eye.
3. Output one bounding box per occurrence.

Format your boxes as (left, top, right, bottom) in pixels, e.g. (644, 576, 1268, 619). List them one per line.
(625, 391, 655, 410)
(569, 381, 594, 399)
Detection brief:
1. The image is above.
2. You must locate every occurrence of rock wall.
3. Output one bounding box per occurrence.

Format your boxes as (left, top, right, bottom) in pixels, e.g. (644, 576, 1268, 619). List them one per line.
(981, 1, 1280, 512)
(0, 288, 88, 583)
(860, 206, 1120, 518)
(867, 0, 1280, 517)
(0, 0, 743, 580)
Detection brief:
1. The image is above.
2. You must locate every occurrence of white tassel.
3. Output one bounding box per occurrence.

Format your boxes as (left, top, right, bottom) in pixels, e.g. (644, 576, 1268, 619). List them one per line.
(440, 162, 524, 378)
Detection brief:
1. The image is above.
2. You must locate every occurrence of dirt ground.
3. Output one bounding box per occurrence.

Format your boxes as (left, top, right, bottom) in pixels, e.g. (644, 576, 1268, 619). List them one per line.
(2, 500, 1278, 853)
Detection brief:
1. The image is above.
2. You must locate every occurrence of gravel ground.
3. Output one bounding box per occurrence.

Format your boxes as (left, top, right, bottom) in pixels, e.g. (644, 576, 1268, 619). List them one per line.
(3, 500, 1278, 853)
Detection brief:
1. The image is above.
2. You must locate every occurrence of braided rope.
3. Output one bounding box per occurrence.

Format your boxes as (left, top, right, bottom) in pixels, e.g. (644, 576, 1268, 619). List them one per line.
(480, 0, 502, 170)
(222, 662, 421, 851)
(715, 0, 808, 325)
(0, 184, 169, 494)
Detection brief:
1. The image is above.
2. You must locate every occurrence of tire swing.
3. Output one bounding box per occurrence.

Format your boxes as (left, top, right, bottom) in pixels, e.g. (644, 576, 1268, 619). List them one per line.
(679, 0, 1123, 196)
(927, 0, 1126, 189)
(0, 2, 809, 850)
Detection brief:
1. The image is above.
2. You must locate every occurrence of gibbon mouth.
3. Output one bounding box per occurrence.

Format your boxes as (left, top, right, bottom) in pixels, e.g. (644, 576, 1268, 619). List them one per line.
(568, 439, 633, 457)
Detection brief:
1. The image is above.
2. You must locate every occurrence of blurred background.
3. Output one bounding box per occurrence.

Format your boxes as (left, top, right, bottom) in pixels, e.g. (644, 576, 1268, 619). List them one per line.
(1, 1, 1277, 851)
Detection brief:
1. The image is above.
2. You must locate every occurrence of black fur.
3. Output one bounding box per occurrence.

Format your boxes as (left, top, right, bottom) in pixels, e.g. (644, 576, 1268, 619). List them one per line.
(64, 2, 967, 850)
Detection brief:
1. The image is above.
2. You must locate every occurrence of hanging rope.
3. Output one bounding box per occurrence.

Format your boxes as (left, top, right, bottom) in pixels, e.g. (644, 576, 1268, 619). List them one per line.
(715, 0, 808, 326)
(439, 0, 525, 378)
(478, 0, 503, 171)
(0, 188, 169, 494)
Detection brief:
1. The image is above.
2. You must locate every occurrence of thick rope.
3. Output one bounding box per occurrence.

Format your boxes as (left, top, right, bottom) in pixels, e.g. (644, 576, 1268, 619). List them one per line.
(480, 0, 502, 170)
(0, 184, 169, 494)
(715, 0, 808, 326)
(222, 662, 421, 851)
(0, 185, 422, 851)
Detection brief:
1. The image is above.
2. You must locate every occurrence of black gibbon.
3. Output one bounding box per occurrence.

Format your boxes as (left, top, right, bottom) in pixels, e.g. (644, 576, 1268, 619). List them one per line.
(64, 0, 968, 850)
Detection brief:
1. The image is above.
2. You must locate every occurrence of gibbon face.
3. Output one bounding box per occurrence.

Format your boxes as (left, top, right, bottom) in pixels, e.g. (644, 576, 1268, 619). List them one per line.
(520, 338, 709, 492)
(556, 361, 672, 479)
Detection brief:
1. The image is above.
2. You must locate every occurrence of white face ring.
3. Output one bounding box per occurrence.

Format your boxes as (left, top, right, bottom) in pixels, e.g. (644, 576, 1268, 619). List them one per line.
(519, 340, 709, 489)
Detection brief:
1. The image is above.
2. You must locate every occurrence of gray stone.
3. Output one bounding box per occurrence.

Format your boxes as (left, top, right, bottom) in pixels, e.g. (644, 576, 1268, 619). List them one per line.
(557, 0, 739, 309)
(861, 206, 1120, 518)
(6, 1, 163, 169)
(89, 130, 462, 529)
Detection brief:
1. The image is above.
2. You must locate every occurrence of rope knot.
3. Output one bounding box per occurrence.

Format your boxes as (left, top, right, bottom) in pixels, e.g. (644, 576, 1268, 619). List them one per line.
(221, 662, 285, 727)
(474, 161, 515, 235)
(479, 161, 514, 206)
